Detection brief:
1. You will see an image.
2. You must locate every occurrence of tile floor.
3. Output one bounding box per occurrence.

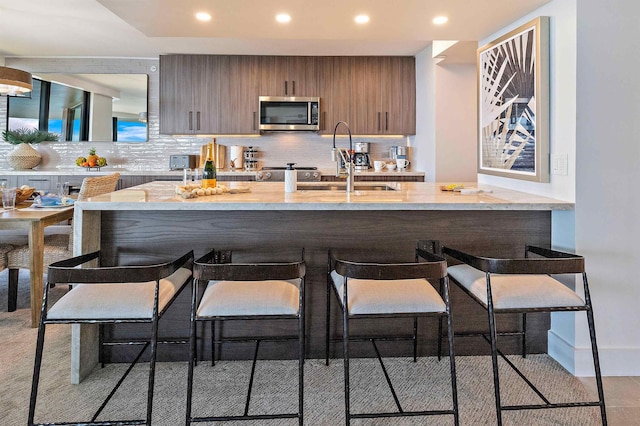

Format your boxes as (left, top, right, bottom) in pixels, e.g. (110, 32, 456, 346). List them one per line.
(579, 376, 640, 425)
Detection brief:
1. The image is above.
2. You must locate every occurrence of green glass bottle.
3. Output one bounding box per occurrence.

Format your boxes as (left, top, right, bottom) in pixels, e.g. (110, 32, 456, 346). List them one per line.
(202, 140, 217, 188)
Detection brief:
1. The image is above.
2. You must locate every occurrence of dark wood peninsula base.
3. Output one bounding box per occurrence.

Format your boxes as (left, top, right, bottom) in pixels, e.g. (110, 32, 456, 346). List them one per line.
(97, 209, 551, 363)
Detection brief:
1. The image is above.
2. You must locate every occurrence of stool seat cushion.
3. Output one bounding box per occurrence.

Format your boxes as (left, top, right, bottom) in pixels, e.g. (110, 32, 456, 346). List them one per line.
(196, 279, 301, 317)
(330, 271, 446, 315)
(47, 267, 192, 320)
(447, 264, 585, 310)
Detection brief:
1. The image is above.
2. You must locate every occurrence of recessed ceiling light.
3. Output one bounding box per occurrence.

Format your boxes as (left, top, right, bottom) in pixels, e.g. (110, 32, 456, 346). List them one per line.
(433, 16, 448, 25)
(355, 15, 370, 24)
(276, 13, 291, 23)
(195, 12, 211, 22)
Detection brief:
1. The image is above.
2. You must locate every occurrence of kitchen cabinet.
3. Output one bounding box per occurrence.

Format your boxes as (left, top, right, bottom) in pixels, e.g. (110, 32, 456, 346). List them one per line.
(218, 56, 260, 134)
(318, 57, 351, 134)
(159, 55, 221, 134)
(259, 56, 318, 97)
(17, 176, 58, 193)
(349, 57, 415, 135)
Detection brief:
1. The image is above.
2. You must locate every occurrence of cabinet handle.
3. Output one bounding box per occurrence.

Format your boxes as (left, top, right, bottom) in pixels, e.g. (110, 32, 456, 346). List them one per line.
(189, 111, 193, 130)
(323, 111, 326, 131)
(385, 112, 389, 131)
(197, 111, 201, 130)
(292, 80, 295, 95)
(253, 111, 257, 131)
(284, 80, 288, 95)
(377, 112, 381, 131)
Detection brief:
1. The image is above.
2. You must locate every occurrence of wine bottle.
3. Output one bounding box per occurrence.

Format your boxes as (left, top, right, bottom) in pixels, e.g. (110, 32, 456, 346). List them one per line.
(202, 140, 217, 189)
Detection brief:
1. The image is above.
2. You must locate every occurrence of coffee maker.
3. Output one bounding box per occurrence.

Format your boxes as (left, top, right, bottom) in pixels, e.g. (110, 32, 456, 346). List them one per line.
(352, 142, 371, 171)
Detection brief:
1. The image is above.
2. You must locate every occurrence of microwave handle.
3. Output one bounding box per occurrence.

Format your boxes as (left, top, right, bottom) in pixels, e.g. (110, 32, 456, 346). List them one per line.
(308, 102, 312, 125)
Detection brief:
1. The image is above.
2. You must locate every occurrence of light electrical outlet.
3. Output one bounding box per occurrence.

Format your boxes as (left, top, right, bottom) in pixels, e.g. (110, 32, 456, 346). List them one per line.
(551, 153, 568, 176)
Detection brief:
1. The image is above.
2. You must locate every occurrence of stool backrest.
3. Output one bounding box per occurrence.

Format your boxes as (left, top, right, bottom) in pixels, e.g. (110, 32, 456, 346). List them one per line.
(442, 245, 585, 275)
(194, 249, 305, 282)
(330, 249, 447, 280)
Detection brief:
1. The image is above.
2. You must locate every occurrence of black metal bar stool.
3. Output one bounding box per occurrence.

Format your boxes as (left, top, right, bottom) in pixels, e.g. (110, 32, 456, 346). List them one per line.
(28, 250, 194, 426)
(326, 244, 459, 426)
(186, 248, 306, 425)
(442, 244, 607, 425)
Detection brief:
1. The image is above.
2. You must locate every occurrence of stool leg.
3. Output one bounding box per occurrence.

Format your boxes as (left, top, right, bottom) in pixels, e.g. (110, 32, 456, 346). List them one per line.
(8, 269, 18, 312)
(413, 317, 418, 362)
(298, 297, 305, 426)
(487, 278, 503, 426)
(444, 278, 460, 426)
(28, 319, 47, 426)
(521, 313, 527, 358)
(146, 306, 160, 425)
(211, 320, 216, 366)
(186, 280, 198, 425)
(326, 269, 331, 366)
(583, 272, 607, 425)
(342, 304, 351, 426)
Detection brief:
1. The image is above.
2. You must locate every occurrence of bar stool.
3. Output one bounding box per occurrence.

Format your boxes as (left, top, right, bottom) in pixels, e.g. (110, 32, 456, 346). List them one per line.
(186, 248, 306, 425)
(326, 245, 459, 426)
(28, 250, 194, 426)
(442, 244, 607, 425)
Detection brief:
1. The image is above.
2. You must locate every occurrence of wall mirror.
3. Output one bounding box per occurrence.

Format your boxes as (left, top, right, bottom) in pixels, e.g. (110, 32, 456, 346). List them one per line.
(7, 73, 148, 142)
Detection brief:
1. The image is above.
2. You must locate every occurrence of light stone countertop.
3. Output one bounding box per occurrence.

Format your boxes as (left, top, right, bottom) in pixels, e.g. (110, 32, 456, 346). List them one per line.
(76, 180, 573, 211)
(0, 167, 424, 178)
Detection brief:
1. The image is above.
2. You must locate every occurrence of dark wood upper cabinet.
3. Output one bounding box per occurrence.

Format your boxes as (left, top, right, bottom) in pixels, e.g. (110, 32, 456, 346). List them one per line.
(259, 56, 318, 97)
(219, 56, 260, 134)
(318, 57, 351, 134)
(160, 55, 415, 136)
(159, 55, 220, 134)
(349, 56, 415, 135)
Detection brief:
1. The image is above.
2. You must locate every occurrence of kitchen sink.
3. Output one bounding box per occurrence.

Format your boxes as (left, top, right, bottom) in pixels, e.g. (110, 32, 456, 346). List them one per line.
(296, 183, 397, 191)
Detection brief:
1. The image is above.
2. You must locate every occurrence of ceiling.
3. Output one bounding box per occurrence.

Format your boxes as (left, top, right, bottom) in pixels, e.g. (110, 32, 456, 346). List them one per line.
(0, 0, 550, 60)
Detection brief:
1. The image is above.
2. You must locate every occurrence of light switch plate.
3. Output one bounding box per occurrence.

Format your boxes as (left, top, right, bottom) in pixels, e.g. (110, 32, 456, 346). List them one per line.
(551, 153, 568, 176)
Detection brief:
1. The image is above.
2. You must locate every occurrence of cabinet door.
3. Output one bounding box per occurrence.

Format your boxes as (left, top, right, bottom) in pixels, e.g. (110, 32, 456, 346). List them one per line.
(192, 55, 221, 133)
(160, 55, 197, 134)
(160, 55, 221, 134)
(383, 57, 415, 135)
(219, 56, 260, 134)
(350, 57, 383, 134)
(318, 57, 351, 134)
(259, 56, 289, 96)
(287, 56, 318, 96)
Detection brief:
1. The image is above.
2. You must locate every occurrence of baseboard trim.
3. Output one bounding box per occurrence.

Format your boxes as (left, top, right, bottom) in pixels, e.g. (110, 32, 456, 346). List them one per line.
(548, 329, 640, 376)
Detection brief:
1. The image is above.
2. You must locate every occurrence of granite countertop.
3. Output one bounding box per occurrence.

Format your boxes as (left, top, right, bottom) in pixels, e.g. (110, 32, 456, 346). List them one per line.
(76, 181, 573, 212)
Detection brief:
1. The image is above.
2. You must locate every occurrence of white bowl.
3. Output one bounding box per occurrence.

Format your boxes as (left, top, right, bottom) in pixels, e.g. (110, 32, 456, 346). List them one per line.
(386, 164, 396, 170)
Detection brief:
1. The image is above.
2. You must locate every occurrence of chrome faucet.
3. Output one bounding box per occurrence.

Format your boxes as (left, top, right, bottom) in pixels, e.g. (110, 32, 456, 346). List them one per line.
(331, 121, 355, 193)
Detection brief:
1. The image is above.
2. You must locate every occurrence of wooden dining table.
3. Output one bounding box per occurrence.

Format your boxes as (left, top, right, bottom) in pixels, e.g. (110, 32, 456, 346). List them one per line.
(0, 203, 74, 327)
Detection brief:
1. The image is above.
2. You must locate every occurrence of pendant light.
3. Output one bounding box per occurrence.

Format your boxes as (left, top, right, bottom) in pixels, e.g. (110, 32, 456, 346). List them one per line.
(0, 66, 33, 96)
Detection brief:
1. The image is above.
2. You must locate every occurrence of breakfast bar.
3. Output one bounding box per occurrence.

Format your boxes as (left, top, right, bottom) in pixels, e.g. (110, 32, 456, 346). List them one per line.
(71, 181, 573, 382)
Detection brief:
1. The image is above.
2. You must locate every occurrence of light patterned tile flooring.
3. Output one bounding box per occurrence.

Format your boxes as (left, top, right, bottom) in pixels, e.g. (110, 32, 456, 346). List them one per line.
(579, 376, 640, 425)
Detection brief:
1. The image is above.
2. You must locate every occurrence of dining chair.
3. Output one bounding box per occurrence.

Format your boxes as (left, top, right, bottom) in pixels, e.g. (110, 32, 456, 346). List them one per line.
(6, 173, 120, 311)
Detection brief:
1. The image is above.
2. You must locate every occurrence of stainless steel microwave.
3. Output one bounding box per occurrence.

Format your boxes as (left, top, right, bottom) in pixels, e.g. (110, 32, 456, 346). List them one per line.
(258, 96, 320, 131)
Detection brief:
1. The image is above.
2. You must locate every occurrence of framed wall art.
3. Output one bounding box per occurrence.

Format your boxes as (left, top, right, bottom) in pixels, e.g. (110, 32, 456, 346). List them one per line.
(477, 16, 550, 182)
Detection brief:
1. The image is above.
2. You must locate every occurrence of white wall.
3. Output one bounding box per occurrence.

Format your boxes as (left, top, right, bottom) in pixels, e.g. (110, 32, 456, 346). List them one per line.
(434, 63, 477, 182)
(410, 45, 437, 181)
(478, 0, 577, 203)
(573, 0, 640, 376)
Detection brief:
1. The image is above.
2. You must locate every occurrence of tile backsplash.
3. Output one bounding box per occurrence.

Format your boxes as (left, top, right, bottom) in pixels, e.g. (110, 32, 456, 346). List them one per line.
(0, 58, 409, 171)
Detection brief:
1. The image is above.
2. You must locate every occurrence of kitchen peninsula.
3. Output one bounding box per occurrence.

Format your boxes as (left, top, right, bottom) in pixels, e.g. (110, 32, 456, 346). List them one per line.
(71, 180, 572, 382)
